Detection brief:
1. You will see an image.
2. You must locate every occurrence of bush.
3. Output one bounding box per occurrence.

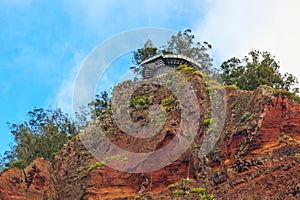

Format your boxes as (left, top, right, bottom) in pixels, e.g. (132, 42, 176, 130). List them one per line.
(127, 136, 132, 144)
(162, 94, 177, 112)
(130, 95, 149, 109)
(199, 194, 215, 200)
(181, 178, 190, 184)
(173, 189, 185, 196)
(190, 187, 206, 195)
(168, 184, 176, 190)
(178, 64, 204, 76)
(5, 160, 27, 170)
(227, 84, 238, 89)
(190, 187, 215, 200)
(134, 196, 141, 200)
(278, 134, 288, 144)
(203, 118, 218, 126)
(88, 162, 105, 173)
(241, 112, 252, 122)
(275, 90, 300, 103)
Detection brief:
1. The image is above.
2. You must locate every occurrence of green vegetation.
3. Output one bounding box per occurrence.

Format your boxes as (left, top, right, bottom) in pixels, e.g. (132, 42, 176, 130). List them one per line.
(131, 29, 216, 77)
(129, 95, 149, 109)
(87, 91, 110, 119)
(190, 188, 215, 200)
(181, 178, 190, 184)
(178, 64, 204, 76)
(173, 189, 185, 196)
(1, 28, 299, 177)
(241, 112, 252, 122)
(201, 194, 215, 200)
(168, 180, 215, 200)
(75, 91, 111, 128)
(88, 162, 105, 173)
(191, 187, 206, 195)
(1, 108, 78, 170)
(131, 39, 158, 66)
(226, 84, 238, 89)
(203, 118, 218, 126)
(203, 118, 219, 135)
(274, 89, 300, 103)
(134, 196, 141, 200)
(162, 94, 177, 112)
(103, 154, 125, 164)
(279, 134, 288, 144)
(132, 29, 299, 97)
(168, 184, 176, 190)
(0, 91, 112, 171)
(127, 135, 132, 144)
(221, 50, 299, 93)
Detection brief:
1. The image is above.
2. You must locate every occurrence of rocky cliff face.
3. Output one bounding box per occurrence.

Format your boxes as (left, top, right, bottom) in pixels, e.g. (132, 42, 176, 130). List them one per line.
(0, 158, 56, 199)
(1, 72, 300, 200)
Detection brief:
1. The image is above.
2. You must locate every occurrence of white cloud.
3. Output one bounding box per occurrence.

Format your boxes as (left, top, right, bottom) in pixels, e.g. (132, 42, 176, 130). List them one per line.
(55, 0, 300, 117)
(54, 64, 79, 115)
(195, 0, 300, 83)
(54, 52, 85, 115)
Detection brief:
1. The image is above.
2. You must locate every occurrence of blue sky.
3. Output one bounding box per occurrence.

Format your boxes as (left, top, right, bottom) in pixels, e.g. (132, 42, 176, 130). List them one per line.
(1, 0, 300, 154)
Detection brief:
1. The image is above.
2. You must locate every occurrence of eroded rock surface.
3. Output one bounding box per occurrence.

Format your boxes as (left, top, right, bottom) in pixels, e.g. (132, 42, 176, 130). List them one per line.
(1, 73, 300, 200)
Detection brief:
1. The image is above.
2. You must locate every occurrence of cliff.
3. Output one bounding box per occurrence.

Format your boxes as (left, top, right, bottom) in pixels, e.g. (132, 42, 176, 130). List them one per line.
(1, 72, 300, 200)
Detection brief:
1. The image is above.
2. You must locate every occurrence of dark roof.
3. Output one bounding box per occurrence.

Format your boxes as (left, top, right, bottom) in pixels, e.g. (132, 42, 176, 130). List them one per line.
(140, 54, 202, 79)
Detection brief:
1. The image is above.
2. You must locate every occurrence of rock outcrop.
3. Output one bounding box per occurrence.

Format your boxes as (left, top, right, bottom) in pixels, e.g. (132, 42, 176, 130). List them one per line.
(1, 72, 300, 199)
(0, 158, 56, 199)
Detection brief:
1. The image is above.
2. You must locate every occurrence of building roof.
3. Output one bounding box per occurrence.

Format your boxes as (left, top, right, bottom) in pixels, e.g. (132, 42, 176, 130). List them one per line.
(140, 54, 202, 79)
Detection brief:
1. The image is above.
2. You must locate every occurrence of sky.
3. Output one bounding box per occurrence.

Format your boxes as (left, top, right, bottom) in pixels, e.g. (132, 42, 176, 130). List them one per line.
(0, 0, 299, 155)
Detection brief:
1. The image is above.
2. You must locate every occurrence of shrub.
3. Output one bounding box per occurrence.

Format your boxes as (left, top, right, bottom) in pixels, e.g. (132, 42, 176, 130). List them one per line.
(181, 178, 190, 184)
(173, 189, 185, 196)
(5, 160, 27, 170)
(207, 127, 218, 135)
(88, 162, 105, 173)
(203, 118, 218, 126)
(189, 187, 215, 200)
(130, 95, 149, 109)
(178, 64, 202, 75)
(168, 184, 176, 190)
(162, 94, 177, 112)
(278, 134, 288, 144)
(166, 79, 172, 86)
(127, 136, 132, 144)
(190, 187, 206, 195)
(241, 111, 252, 122)
(274, 90, 300, 103)
(199, 194, 215, 200)
(134, 196, 141, 200)
(227, 84, 238, 89)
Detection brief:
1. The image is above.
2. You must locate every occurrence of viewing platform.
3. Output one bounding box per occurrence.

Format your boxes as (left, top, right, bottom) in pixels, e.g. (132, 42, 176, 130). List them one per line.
(140, 54, 202, 79)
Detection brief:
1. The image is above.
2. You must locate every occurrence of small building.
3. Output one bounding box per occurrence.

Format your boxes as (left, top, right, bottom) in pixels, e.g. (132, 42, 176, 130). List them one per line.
(140, 54, 202, 79)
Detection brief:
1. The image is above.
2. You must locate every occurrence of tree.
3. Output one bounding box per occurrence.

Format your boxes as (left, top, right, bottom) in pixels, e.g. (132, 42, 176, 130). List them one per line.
(165, 29, 213, 74)
(87, 91, 110, 119)
(220, 50, 299, 93)
(131, 29, 216, 77)
(1, 108, 78, 170)
(130, 40, 158, 77)
(132, 40, 158, 66)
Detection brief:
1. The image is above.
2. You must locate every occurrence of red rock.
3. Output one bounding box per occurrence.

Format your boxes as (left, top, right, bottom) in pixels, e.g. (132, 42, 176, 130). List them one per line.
(1, 79, 300, 199)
